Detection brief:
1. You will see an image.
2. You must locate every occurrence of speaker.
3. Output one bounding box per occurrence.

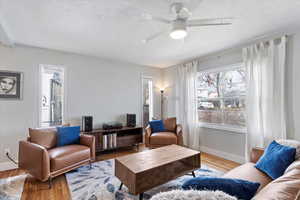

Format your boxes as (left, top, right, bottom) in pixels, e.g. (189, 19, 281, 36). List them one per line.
(82, 116, 93, 132)
(126, 114, 136, 127)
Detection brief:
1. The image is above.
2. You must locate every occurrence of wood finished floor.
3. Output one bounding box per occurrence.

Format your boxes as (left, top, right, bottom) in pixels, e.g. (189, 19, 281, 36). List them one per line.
(0, 145, 240, 200)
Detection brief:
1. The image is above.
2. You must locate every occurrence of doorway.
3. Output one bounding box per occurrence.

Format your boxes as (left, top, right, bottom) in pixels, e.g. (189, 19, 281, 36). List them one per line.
(142, 77, 153, 127)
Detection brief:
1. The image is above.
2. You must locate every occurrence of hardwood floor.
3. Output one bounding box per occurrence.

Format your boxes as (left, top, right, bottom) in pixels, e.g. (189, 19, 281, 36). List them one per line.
(0, 145, 240, 200)
(201, 152, 240, 172)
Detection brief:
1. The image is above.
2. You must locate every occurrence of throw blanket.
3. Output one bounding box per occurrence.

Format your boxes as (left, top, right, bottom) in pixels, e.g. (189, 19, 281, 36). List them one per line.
(150, 190, 237, 200)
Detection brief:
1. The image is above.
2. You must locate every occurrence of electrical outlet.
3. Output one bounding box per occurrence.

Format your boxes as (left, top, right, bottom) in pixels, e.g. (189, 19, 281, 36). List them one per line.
(4, 148, 10, 155)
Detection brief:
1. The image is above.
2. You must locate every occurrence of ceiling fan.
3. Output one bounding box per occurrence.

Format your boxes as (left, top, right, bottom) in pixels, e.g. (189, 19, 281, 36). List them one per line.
(142, 2, 233, 43)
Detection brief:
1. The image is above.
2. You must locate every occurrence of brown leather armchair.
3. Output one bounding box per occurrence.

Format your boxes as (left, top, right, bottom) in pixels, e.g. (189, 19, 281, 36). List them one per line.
(145, 117, 183, 148)
(19, 127, 95, 188)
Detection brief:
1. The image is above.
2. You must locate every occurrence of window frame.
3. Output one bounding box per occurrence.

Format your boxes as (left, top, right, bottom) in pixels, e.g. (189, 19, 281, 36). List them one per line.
(197, 62, 246, 134)
(38, 64, 67, 128)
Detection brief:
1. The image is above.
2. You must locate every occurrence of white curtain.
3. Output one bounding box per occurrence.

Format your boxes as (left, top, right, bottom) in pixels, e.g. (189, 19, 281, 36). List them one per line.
(176, 61, 200, 150)
(244, 36, 287, 161)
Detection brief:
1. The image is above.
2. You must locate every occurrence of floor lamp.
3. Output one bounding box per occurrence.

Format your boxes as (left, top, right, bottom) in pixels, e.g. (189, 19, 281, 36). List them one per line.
(160, 89, 164, 119)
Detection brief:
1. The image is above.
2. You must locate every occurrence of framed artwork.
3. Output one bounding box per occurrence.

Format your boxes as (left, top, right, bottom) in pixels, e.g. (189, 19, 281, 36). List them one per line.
(0, 70, 23, 99)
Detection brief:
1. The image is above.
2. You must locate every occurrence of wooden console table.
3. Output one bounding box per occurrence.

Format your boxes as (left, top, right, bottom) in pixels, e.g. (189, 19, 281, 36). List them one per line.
(81, 126, 143, 153)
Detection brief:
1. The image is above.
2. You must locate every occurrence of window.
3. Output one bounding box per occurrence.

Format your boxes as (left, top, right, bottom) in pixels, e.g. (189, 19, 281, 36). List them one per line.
(197, 64, 246, 132)
(39, 65, 65, 127)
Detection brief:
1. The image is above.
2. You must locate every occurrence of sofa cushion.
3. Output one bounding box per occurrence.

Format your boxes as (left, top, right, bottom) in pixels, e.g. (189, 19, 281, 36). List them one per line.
(285, 160, 300, 174)
(150, 132, 177, 145)
(28, 124, 71, 149)
(56, 126, 80, 146)
(223, 162, 272, 191)
(182, 177, 260, 200)
(149, 120, 165, 133)
(29, 128, 57, 149)
(255, 141, 296, 179)
(253, 160, 300, 200)
(164, 117, 177, 132)
(48, 144, 90, 172)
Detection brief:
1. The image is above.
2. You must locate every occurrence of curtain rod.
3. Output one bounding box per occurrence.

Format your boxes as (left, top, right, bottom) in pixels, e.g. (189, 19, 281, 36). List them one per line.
(196, 34, 287, 63)
(170, 31, 293, 68)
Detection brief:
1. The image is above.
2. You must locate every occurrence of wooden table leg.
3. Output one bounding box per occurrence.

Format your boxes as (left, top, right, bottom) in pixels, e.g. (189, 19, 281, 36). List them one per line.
(48, 177, 52, 189)
(139, 193, 144, 200)
(119, 183, 123, 190)
(192, 171, 196, 177)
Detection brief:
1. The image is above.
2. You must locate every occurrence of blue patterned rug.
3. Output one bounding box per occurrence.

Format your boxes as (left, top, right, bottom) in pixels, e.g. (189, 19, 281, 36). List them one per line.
(66, 159, 224, 200)
(0, 174, 26, 200)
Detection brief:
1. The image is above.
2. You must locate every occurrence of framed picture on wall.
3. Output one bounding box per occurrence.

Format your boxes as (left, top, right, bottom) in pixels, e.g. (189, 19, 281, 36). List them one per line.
(0, 70, 23, 99)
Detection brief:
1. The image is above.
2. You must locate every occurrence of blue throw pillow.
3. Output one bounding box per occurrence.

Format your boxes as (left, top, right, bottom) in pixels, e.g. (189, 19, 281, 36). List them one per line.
(56, 126, 80, 146)
(149, 120, 165, 133)
(255, 140, 296, 179)
(182, 177, 260, 200)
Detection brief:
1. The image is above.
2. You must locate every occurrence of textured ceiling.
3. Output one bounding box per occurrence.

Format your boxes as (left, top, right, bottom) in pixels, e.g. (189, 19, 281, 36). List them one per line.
(0, 0, 300, 67)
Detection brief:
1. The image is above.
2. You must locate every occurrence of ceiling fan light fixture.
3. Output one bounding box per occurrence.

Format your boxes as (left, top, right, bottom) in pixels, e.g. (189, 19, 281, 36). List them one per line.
(142, 2, 233, 43)
(169, 28, 187, 39)
(170, 19, 187, 40)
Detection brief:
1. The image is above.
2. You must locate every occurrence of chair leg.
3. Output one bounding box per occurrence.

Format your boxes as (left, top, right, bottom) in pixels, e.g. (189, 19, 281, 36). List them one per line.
(139, 193, 144, 200)
(48, 177, 52, 189)
(89, 160, 92, 169)
(119, 183, 123, 190)
(192, 171, 196, 178)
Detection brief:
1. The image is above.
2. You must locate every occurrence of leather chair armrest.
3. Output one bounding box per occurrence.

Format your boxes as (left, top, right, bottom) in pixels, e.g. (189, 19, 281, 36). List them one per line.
(176, 124, 184, 146)
(18, 141, 50, 182)
(80, 134, 95, 161)
(250, 147, 264, 163)
(145, 125, 152, 147)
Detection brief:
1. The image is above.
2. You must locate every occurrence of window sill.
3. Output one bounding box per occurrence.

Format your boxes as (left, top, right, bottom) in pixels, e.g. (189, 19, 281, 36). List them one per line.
(198, 123, 246, 134)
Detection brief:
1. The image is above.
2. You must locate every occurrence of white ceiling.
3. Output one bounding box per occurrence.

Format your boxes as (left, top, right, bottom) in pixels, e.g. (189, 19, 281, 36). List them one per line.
(0, 0, 300, 68)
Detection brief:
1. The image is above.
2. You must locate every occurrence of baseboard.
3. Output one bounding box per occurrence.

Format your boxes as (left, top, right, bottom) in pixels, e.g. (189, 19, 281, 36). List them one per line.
(0, 161, 18, 171)
(200, 146, 245, 164)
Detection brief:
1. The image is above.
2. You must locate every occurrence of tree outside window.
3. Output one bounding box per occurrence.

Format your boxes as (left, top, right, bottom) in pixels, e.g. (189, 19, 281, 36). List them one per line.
(197, 66, 246, 129)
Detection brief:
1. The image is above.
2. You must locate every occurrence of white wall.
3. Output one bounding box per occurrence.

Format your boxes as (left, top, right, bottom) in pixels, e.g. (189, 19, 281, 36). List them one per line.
(0, 45, 163, 169)
(163, 32, 300, 163)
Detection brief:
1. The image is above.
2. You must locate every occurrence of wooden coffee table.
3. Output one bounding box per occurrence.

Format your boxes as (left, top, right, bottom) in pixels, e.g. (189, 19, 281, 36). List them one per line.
(115, 144, 201, 199)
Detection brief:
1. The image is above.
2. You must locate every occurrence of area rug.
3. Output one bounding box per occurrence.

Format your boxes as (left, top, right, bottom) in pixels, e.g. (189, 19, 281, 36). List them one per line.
(66, 159, 224, 200)
(0, 174, 26, 200)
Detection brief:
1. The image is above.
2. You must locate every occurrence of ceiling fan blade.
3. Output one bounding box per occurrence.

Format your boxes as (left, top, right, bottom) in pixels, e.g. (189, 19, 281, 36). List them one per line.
(142, 30, 167, 44)
(152, 16, 172, 24)
(142, 13, 171, 24)
(187, 18, 233, 27)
